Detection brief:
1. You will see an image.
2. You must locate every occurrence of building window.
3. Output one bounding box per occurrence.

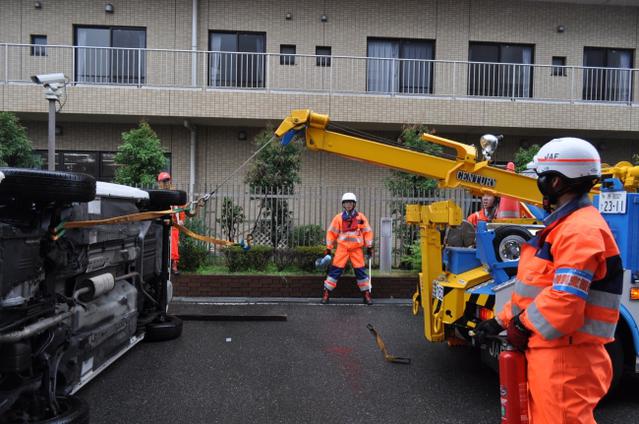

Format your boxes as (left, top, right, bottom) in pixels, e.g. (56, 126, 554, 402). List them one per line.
(280, 45, 296, 65)
(34, 150, 171, 182)
(316, 46, 331, 67)
(468, 42, 534, 98)
(583, 47, 633, 102)
(367, 38, 434, 94)
(551, 56, 566, 76)
(31, 35, 47, 56)
(74, 26, 146, 84)
(209, 31, 266, 88)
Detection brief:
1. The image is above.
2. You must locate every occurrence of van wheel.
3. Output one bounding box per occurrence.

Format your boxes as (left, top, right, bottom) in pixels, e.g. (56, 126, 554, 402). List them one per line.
(144, 189, 187, 211)
(144, 315, 183, 342)
(7, 396, 90, 424)
(0, 168, 95, 203)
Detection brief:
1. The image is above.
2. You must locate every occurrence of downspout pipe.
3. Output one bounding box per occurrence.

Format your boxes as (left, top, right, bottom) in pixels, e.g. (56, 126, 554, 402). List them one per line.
(192, 0, 198, 86)
(184, 120, 196, 200)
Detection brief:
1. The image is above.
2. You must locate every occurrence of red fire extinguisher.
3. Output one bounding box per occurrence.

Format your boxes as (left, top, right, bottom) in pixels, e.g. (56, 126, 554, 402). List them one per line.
(499, 347, 529, 424)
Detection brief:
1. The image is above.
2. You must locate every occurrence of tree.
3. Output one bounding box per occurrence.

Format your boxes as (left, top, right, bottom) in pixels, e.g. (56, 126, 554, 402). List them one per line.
(513, 144, 541, 173)
(385, 125, 442, 195)
(245, 127, 302, 247)
(216, 197, 245, 242)
(114, 121, 167, 186)
(384, 125, 442, 268)
(0, 112, 41, 168)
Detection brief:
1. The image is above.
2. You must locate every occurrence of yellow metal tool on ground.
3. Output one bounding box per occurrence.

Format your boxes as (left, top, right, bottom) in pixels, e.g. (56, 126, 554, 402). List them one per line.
(367, 324, 411, 365)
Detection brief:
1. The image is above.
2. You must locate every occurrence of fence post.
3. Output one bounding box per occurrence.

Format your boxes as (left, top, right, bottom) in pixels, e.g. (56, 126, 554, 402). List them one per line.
(379, 217, 393, 273)
(4, 44, 8, 83)
(265, 53, 270, 92)
(137, 49, 142, 87)
(570, 66, 575, 104)
(452, 61, 456, 98)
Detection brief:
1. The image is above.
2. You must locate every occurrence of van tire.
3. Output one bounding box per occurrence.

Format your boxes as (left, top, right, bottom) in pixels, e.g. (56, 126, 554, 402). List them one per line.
(145, 189, 187, 211)
(144, 315, 183, 342)
(0, 168, 95, 203)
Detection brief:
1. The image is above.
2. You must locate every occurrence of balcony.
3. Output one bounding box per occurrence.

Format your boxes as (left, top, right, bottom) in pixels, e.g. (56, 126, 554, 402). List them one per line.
(2, 43, 639, 131)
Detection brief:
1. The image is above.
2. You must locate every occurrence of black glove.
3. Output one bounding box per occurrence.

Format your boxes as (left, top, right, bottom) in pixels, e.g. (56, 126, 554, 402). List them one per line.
(366, 247, 373, 258)
(507, 313, 531, 351)
(324, 248, 332, 257)
(474, 318, 503, 344)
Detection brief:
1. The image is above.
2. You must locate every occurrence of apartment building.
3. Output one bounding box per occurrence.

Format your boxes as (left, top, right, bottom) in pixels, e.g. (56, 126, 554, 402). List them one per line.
(1, 0, 638, 196)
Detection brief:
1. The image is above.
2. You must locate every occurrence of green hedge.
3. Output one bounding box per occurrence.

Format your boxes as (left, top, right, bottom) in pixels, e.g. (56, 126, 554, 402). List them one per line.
(222, 245, 273, 272)
(293, 246, 326, 272)
(178, 217, 210, 272)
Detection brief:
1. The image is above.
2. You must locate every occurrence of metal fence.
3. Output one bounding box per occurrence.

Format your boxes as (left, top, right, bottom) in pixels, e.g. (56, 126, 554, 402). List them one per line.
(175, 184, 478, 267)
(2, 43, 638, 104)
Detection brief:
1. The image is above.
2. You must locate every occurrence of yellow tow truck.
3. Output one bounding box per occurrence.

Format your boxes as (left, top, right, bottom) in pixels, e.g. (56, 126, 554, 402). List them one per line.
(275, 110, 639, 386)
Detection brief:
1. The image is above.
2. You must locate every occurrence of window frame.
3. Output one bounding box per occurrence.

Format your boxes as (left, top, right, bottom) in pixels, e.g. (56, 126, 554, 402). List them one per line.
(34, 149, 171, 182)
(30, 34, 47, 56)
(551, 56, 567, 76)
(280, 44, 296, 66)
(315, 46, 332, 67)
(467, 41, 535, 98)
(582, 46, 634, 102)
(366, 37, 435, 94)
(73, 25, 147, 84)
(208, 30, 267, 88)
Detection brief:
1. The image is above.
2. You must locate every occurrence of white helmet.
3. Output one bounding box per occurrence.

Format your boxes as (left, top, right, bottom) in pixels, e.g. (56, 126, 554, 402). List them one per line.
(341, 192, 357, 203)
(527, 137, 601, 180)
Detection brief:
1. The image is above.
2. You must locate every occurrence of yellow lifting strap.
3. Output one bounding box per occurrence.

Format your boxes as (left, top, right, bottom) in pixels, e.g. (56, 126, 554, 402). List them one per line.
(52, 208, 233, 247)
(57, 210, 174, 231)
(366, 324, 411, 365)
(173, 223, 234, 247)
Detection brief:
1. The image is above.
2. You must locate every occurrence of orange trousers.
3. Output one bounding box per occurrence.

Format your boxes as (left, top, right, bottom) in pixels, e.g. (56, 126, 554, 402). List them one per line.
(332, 243, 365, 268)
(527, 344, 612, 424)
(170, 227, 180, 262)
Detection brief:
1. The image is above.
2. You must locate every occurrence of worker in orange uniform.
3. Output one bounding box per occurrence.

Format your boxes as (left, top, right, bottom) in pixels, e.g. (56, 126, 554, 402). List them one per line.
(467, 193, 500, 226)
(321, 192, 374, 305)
(476, 137, 622, 424)
(158, 172, 184, 275)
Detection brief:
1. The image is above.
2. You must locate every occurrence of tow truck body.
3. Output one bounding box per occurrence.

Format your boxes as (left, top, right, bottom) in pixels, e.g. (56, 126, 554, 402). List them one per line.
(276, 109, 639, 383)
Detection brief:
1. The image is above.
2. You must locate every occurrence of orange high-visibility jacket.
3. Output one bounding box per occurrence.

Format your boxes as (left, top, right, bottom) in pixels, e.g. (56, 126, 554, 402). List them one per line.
(467, 208, 493, 227)
(326, 211, 373, 250)
(497, 195, 623, 348)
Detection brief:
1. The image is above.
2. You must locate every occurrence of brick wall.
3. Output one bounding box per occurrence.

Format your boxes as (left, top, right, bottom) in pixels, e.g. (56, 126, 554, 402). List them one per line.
(173, 274, 418, 299)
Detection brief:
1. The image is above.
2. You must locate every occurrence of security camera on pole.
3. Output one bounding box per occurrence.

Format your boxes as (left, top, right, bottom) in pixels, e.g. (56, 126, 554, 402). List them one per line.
(31, 73, 68, 171)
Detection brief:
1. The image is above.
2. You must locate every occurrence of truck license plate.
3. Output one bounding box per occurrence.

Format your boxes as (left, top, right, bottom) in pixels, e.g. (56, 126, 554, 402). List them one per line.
(599, 191, 627, 214)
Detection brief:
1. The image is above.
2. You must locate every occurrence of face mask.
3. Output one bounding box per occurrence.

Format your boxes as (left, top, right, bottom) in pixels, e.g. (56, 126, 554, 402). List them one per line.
(537, 173, 573, 212)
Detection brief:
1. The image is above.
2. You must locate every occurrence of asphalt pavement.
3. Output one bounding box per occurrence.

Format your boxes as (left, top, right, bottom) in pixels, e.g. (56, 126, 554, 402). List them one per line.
(78, 300, 639, 424)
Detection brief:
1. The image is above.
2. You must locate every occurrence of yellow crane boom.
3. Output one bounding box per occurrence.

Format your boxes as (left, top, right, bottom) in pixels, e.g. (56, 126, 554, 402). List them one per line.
(275, 109, 543, 205)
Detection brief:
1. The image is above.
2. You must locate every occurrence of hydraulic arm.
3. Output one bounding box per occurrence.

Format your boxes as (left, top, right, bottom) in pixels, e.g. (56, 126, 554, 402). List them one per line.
(275, 109, 543, 205)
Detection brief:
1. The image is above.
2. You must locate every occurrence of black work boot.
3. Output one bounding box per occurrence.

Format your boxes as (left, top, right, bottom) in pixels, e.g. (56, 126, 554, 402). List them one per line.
(321, 289, 330, 304)
(363, 290, 373, 305)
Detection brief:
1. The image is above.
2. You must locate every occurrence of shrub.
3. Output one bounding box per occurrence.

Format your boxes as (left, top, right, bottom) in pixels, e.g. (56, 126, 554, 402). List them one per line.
(222, 245, 273, 272)
(178, 217, 210, 272)
(290, 224, 324, 247)
(397, 241, 421, 270)
(293, 246, 327, 272)
(273, 248, 296, 271)
(0, 112, 41, 168)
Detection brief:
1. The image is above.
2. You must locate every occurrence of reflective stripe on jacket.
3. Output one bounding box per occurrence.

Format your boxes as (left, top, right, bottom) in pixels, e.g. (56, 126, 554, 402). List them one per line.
(497, 194, 623, 348)
(326, 211, 373, 250)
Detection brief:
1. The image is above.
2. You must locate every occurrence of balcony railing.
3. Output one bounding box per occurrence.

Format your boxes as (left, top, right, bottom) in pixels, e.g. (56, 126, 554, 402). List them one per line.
(1, 43, 637, 104)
